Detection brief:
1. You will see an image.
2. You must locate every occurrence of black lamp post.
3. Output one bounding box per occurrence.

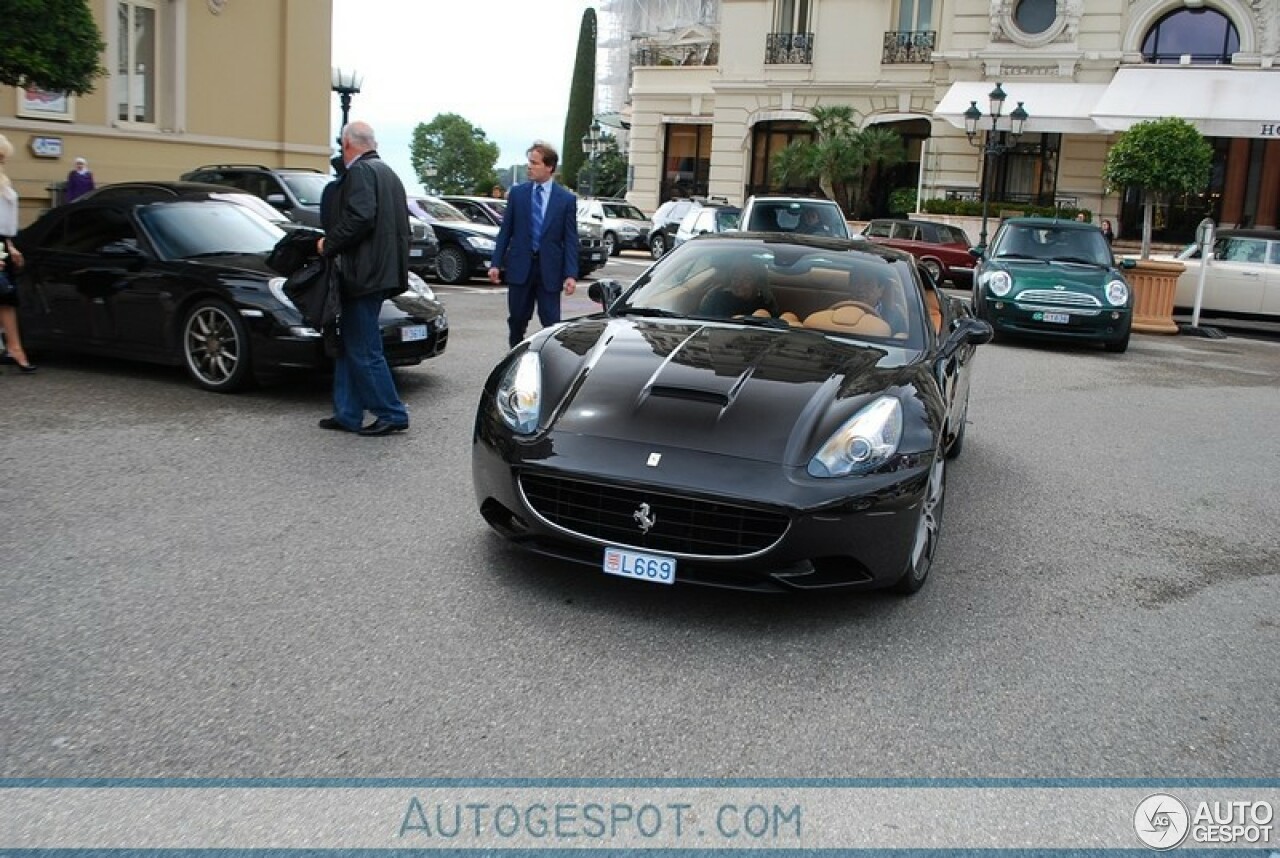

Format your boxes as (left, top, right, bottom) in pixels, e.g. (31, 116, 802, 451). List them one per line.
(580, 119, 603, 198)
(964, 82, 1029, 248)
(331, 67, 363, 147)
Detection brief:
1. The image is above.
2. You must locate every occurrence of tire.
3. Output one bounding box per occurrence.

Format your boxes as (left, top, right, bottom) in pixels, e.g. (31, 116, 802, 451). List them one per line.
(920, 258, 944, 284)
(649, 232, 666, 259)
(891, 448, 945, 595)
(435, 245, 470, 285)
(1104, 330, 1130, 353)
(945, 414, 967, 459)
(181, 299, 252, 392)
(603, 232, 619, 257)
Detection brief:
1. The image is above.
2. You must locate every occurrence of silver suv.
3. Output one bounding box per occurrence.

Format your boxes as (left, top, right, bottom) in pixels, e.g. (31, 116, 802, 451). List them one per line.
(578, 198, 650, 257)
(739, 196, 852, 240)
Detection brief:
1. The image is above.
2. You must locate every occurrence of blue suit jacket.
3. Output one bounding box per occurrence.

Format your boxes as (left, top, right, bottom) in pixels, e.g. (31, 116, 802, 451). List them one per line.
(492, 180, 580, 290)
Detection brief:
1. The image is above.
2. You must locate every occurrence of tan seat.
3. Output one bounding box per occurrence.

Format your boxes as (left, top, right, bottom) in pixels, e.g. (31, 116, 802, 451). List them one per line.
(802, 302, 892, 336)
(923, 289, 943, 333)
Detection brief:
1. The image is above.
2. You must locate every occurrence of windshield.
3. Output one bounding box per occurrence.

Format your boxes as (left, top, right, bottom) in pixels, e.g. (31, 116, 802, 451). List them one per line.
(138, 201, 285, 259)
(990, 224, 1113, 265)
(408, 197, 469, 223)
(604, 203, 646, 221)
(279, 173, 331, 206)
(617, 238, 924, 348)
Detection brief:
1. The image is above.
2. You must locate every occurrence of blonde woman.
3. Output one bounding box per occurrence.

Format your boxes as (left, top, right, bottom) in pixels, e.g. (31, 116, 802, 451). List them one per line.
(0, 134, 34, 372)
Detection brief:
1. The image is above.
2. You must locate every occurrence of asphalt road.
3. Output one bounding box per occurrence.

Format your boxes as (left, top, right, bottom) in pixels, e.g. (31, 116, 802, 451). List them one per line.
(2, 250, 1278, 779)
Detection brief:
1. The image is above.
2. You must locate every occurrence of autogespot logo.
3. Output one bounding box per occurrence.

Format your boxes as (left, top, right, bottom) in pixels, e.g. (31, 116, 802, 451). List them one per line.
(1135, 794, 1190, 850)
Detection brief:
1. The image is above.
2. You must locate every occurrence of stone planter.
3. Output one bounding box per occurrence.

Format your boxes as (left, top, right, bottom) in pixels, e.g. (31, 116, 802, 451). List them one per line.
(1126, 258, 1185, 335)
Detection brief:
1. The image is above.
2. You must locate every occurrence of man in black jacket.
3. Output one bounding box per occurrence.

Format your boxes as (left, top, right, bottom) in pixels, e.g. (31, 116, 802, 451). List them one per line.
(316, 121, 411, 436)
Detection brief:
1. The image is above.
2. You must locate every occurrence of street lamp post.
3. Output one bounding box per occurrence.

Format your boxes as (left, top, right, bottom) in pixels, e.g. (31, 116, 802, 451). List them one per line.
(331, 67, 363, 147)
(963, 83, 1029, 248)
(580, 119, 603, 198)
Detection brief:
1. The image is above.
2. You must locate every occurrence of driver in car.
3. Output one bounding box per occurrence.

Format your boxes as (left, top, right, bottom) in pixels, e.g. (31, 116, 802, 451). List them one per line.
(699, 258, 779, 318)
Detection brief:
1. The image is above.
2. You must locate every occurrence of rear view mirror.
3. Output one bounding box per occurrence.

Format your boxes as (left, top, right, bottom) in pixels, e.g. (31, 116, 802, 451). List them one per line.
(588, 279, 624, 309)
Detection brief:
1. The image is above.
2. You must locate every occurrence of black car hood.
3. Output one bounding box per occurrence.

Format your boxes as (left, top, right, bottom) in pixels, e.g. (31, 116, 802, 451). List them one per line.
(431, 221, 499, 239)
(537, 318, 918, 465)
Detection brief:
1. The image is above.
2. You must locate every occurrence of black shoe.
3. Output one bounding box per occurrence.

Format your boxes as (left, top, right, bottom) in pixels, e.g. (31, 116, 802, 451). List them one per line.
(16, 362, 36, 374)
(357, 418, 409, 436)
(317, 417, 355, 433)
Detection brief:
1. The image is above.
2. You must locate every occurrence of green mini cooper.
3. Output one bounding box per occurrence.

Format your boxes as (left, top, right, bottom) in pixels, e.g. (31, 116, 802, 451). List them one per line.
(972, 217, 1133, 353)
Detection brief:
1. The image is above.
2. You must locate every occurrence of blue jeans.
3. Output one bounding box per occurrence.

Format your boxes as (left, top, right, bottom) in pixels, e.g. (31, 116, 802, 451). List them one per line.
(332, 294, 408, 429)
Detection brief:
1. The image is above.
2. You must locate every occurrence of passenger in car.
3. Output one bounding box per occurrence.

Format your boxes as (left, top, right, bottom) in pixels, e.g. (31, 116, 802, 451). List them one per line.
(847, 268, 908, 334)
(698, 258, 779, 318)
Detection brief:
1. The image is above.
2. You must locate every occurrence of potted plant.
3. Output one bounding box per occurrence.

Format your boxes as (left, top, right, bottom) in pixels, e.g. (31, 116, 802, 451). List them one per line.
(1102, 117, 1212, 334)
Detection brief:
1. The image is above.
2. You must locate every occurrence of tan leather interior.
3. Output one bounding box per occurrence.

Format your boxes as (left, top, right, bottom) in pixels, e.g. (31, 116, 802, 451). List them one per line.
(802, 301, 892, 336)
(923, 289, 943, 333)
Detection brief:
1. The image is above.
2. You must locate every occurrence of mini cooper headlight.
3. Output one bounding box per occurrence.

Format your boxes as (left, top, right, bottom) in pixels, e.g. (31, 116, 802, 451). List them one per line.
(808, 396, 903, 478)
(496, 351, 541, 435)
(981, 270, 1012, 298)
(1105, 279, 1129, 306)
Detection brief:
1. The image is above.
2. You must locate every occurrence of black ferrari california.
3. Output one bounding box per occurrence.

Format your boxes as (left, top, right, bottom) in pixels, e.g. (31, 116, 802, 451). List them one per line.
(473, 233, 993, 594)
(15, 191, 447, 392)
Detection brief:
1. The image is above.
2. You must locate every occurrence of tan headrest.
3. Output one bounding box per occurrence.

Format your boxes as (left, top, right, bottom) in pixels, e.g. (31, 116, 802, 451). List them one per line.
(803, 304, 892, 336)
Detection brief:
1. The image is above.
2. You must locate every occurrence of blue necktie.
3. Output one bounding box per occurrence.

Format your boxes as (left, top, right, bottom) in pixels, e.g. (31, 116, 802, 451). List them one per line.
(531, 183, 544, 253)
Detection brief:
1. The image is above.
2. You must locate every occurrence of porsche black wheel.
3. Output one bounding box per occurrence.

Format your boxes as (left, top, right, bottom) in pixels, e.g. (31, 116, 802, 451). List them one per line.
(892, 448, 945, 595)
(182, 299, 251, 392)
(435, 246, 470, 285)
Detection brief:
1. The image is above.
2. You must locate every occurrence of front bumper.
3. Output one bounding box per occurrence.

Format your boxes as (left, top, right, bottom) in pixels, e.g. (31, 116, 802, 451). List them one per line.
(979, 296, 1131, 345)
(472, 429, 932, 592)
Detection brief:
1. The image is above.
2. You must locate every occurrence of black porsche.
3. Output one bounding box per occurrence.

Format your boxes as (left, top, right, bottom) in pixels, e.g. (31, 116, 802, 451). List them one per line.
(473, 233, 993, 594)
(15, 192, 448, 392)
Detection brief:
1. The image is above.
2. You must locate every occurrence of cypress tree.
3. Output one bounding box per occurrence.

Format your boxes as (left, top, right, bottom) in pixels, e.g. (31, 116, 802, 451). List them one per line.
(561, 8, 597, 191)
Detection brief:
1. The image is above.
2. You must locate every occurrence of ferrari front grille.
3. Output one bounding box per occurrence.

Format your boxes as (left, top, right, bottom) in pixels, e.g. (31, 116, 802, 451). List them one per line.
(519, 473, 789, 558)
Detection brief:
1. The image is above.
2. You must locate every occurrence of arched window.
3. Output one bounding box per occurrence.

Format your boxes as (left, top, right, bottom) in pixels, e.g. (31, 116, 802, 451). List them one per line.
(1142, 7, 1238, 64)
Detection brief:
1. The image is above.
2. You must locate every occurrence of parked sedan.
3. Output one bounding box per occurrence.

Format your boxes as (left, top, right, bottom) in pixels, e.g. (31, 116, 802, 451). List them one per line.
(473, 233, 993, 594)
(863, 217, 975, 286)
(441, 195, 507, 227)
(972, 217, 1132, 352)
(15, 193, 447, 392)
(1170, 228, 1280, 318)
(672, 202, 741, 249)
(408, 195, 498, 285)
(440, 193, 606, 277)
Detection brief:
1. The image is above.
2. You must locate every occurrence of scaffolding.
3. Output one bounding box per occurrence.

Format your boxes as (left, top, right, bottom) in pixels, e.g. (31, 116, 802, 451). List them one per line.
(597, 0, 720, 115)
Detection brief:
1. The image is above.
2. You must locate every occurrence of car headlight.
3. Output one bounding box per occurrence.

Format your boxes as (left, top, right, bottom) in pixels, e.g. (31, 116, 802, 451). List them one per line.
(808, 396, 903, 478)
(496, 351, 541, 435)
(405, 270, 435, 300)
(1105, 279, 1129, 306)
(266, 276, 296, 311)
(466, 236, 496, 252)
(981, 269, 1012, 297)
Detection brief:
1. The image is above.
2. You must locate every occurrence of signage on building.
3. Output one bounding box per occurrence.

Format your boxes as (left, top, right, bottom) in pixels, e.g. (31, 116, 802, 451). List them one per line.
(29, 136, 63, 158)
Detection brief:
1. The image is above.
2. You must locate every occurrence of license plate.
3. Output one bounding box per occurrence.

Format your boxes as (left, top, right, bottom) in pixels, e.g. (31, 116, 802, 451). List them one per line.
(603, 546, 676, 585)
(400, 325, 428, 342)
(1042, 312, 1070, 324)
(592, 252, 604, 262)
(410, 248, 424, 257)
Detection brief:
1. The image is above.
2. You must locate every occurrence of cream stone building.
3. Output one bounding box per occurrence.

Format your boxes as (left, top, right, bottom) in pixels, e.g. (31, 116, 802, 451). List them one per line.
(0, 0, 331, 229)
(622, 0, 1280, 243)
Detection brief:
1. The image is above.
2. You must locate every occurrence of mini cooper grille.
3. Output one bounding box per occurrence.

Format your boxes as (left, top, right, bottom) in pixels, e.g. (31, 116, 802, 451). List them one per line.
(519, 473, 789, 557)
(1016, 290, 1101, 307)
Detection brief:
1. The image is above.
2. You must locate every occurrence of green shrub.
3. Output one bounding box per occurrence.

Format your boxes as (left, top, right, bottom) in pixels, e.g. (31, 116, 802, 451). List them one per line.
(888, 187, 917, 216)
(921, 198, 1088, 220)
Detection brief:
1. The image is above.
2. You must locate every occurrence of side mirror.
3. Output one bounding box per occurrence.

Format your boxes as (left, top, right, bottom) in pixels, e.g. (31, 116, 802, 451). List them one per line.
(587, 278, 624, 309)
(939, 316, 994, 360)
(968, 246, 985, 261)
(266, 193, 288, 208)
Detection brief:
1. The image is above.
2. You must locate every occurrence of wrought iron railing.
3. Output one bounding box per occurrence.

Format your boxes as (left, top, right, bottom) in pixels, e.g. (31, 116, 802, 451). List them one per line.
(765, 32, 814, 64)
(882, 30, 935, 64)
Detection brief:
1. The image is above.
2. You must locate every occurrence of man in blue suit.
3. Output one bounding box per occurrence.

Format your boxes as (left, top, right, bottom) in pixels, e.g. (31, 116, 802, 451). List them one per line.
(488, 141, 580, 347)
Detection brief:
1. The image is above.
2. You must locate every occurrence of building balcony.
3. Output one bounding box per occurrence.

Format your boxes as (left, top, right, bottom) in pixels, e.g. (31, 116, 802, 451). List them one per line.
(633, 42, 719, 67)
(765, 32, 813, 65)
(882, 30, 935, 64)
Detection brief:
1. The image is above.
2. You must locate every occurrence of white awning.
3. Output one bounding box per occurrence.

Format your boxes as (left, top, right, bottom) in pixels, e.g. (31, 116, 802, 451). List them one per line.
(1092, 67, 1280, 138)
(934, 81, 1109, 135)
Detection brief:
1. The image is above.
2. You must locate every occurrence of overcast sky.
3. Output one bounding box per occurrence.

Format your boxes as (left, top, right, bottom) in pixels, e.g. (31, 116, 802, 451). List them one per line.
(331, 0, 598, 192)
